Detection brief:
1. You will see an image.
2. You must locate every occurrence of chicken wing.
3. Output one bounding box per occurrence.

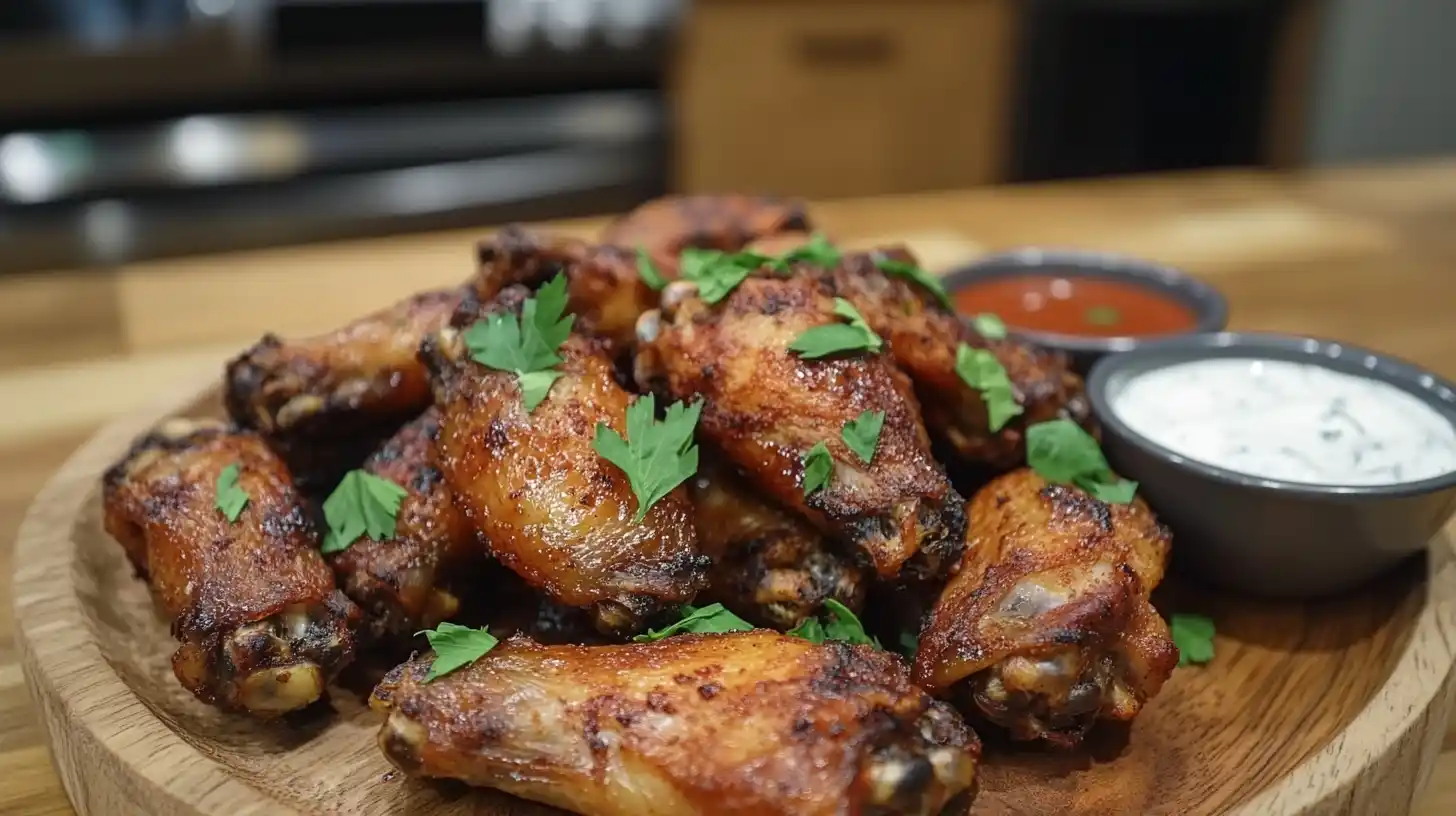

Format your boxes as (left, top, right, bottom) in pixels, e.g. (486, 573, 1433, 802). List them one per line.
(326, 408, 485, 650)
(421, 288, 709, 635)
(225, 287, 465, 491)
(373, 631, 979, 816)
(691, 455, 867, 629)
(912, 469, 1177, 747)
(635, 274, 965, 581)
(102, 419, 360, 716)
(600, 194, 813, 257)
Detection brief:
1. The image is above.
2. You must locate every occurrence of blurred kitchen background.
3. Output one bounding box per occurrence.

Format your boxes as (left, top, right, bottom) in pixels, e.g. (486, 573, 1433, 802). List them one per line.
(0, 0, 1451, 274)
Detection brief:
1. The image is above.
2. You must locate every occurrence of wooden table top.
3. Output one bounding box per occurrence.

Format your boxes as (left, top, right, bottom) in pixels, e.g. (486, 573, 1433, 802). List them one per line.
(4, 159, 1456, 814)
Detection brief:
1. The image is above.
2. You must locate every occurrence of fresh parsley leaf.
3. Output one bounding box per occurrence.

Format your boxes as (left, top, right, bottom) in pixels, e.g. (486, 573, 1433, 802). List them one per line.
(1170, 614, 1216, 667)
(320, 470, 408, 554)
(593, 394, 703, 523)
(788, 298, 884, 359)
(214, 463, 249, 522)
(841, 410, 885, 464)
(971, 313, 1008, 340)
(874, 257, 951, 308)
(462, 273, 575, 412)
(635, 246, 667, 291)
(954, 344, 1025, 432)
(787, 599, 879, 647)
(777, 233, 843, 268)
(1025, 418, 1138, 505)
(786, 615, 827, 642)
(897, 629, 920, 659)
(678, 249, 775, 304)
(419, 622, 499, 682)
(801, 440, 834, 497)
(1085, 305, 1121, 327)
(633, 603, 755, 642)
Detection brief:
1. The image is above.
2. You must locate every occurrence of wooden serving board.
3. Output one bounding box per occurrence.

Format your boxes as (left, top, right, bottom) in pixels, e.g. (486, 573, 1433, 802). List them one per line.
(14, 376, 1456, 816)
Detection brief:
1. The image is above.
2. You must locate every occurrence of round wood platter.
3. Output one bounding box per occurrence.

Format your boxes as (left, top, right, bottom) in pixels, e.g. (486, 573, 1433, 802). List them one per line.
(14, 375, 1456, 816)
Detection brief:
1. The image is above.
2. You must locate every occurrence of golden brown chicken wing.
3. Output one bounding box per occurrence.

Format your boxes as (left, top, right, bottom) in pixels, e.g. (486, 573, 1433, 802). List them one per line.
(635, 274, 965, 581)
(326, 408, 485, 650)
(912, 469, 1177, 747)
(600, 194, 813, 257)
(421, 288, 709, 636)
(102, 419, 360, 716)
(224, 287, 465, 490)
(373, 631, 979, 816)
(691, 455, 867, 629)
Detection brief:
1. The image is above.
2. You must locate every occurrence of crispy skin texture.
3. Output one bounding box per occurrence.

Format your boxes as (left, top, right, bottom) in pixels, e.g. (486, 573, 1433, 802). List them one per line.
(374, 632, 979, 816)
(809, 249, 1093, 471)
(102, 419, 360, 716)
(474, 226, 656, 351)
(912, 469, 1177, 747)
(224, 287, 465, 490)
(692, 455, 867, 629)
(422, 290, 708, 636)
(635, 274, 965, 581)
(327, 408, 485, 650)
(600, 194, 813, 257)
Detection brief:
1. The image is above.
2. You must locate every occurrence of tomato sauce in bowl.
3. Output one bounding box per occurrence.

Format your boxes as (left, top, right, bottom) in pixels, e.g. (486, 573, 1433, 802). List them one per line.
(954, 273, 1199, 338)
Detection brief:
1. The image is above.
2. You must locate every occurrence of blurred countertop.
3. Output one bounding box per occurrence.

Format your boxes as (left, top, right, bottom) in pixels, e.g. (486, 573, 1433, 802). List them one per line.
(3, 159, 1456, 813)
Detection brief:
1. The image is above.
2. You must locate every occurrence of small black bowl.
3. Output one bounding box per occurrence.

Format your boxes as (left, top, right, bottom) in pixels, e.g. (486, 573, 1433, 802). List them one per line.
(1087, 333, 1456, 598)
(942, 248, 1228, 373)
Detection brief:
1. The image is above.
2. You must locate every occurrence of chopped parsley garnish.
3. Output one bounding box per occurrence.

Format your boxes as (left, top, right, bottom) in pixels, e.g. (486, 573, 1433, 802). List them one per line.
(897, 630, 920, 659)
(954, 344, 1024, 432)
(1170, 614, 1216, 666)
(678, 248, 775, 304)
(593, 394, 703, 522)
(462, 272, 575, 412)
(971, 312, 1008, 339)
(320, 470, 408, 554)
(635, 246, 667, 291)
(801, 440, 834, 497)
(633, 603, 755, 642)
(775, 233, 843, 268)
(214, 463, 249, 523)
(1026, 418, 1138, 504)
(841, 410, 885, 464)
(787, 599, 879, 647)
(419, 622, 499, 682)
(788, 298, 884, 359)
(874, 257, 951, 308)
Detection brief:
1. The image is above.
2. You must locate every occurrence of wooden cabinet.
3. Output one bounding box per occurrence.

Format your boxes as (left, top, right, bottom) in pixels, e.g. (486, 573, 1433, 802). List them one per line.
(673, 0, 1018, 198)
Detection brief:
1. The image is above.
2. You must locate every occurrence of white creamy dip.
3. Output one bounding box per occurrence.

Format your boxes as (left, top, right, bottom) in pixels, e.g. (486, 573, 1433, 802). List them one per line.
(1111, 358, 1456, 486)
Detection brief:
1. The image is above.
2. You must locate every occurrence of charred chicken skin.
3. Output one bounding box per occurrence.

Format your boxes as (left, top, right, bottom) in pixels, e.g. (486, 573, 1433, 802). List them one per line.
(326, 408, 483, 649)
(912, 469, 1177, 747)
(102, 419, 360, 716)
(422, 288, 709, 636)
(224, 287, 465, 490)
(600, 194, 813, 257)
(373, 631, 979, 816)
(635, 274, 966, 581)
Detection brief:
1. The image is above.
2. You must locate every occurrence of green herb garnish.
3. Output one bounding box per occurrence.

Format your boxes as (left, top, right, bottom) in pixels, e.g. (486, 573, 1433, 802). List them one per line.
(1025, 418, 1138, 504)
(897, 630, 920, 659)
(954, 344, 1024, 432)
(214, 463, 249, 522)
(462, 272, 574, 412)
(593, 394, 703, 522)
(841, 410, 885, 464)
(874, 257, 951, 308)
(1170, 614, 1216, 666)
(635, 246, 667, 291)
(787, 599, 879, 647)
(788, 298, 884, 359)
(678, 248, 775, 304)
(971, 313, 1008, 339)
(320, 470, 409, 553)
(801, 440, 834, 497)
(776, 233, 843, 268)
(1085, 305, 1121, 327)
(633, 603, 755, 642)
(419, 622, 499, 682)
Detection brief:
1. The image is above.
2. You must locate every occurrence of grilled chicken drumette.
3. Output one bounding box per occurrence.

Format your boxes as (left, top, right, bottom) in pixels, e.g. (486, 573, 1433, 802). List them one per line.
(913, 469, 1177, 747)
(102, 419, 360, 716)
(635, 274, 965, 581)
(691, 455, 868, 629)
(422, 287, 709, 636)
(600, 194, 812, 257)
(373, 631, 979, 816)
(224, 287, 465, 491)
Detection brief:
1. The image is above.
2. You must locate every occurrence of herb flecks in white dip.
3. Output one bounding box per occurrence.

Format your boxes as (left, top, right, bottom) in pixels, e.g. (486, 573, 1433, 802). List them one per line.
(1111, 358, 1456, 486)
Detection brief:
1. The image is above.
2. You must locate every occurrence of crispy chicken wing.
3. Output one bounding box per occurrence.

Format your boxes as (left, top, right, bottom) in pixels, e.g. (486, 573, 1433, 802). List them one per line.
(224, 287, 465, 490)
(421, 288, 709, 636)
(373, 631, 979, 816)
(912, 469, 1177, 747)
(635, 274, 965, 581)
(691, 455, 867, 629)
(102, 419, 360, 716)
(600, 194, 812, 257)
(326, 408, 484, 650)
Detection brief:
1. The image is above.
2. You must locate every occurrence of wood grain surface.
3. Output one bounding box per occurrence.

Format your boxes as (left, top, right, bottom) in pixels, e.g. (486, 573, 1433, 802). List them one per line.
(4, 161, 1456, 814)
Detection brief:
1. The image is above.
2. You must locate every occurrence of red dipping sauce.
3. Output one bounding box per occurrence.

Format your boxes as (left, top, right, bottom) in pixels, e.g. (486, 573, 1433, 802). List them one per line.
(954, 273, 1199, 338)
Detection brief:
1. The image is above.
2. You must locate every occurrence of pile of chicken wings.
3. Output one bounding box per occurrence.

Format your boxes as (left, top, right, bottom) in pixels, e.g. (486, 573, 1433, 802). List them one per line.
(102, 195, 1178, 816)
